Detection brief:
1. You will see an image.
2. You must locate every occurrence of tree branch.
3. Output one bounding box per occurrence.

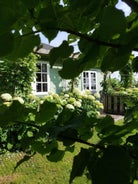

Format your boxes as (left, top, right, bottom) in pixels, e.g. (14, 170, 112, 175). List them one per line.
(58, 134, 105, 150)
(19, 27, 138, 52)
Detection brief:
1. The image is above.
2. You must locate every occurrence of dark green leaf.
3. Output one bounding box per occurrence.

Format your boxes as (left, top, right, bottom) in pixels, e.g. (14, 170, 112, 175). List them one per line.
(47, 148, 65, 162)
(95, 115, 114, 132)
(91, 146, 131, 184)
(32, 140, 58, 155)
(0, 3, 17, 32)
(0, 32, 14, 57)
(101, 47, 131, 72)
(98, 6, 126, 39)
(49, 41, 73, 67)
(59, 58, 83, 79)
(42, 30, 59, 43)
(69, 148, 89, 183)
(21, 0, 41, 8)
(0, 100, 31, 127)
(7, 34, 40, 60)
(58, 128, 78, 146)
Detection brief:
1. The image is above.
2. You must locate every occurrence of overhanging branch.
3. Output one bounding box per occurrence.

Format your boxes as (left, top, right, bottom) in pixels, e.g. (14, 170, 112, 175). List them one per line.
(19, 27, 138, 52)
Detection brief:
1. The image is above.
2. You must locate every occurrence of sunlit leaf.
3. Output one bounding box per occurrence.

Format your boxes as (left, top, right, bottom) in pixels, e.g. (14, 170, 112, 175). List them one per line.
(35, 100, 58, 124)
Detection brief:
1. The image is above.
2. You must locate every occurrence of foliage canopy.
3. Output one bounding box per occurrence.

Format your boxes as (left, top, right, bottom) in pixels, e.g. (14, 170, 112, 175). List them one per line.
(1, 0, 138, 183)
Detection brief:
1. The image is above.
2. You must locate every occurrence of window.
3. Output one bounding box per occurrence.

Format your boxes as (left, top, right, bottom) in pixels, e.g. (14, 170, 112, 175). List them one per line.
(82, 71, 97, 91)
(32, 62, 49, 94)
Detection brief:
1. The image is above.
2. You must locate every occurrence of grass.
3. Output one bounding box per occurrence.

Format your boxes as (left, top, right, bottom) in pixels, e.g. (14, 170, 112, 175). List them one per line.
(0, 142, 91, 184)
(0, 118, 138, 184)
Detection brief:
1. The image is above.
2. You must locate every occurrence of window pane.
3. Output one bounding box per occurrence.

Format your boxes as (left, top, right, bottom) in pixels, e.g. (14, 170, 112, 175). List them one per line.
(43, 83, 47, 92)
(42, 64, 47, 72)
(42, 74, 47, 82)
(36, 83, 41, 92)
(83, 71, 96, 91)
(36, 73, 41, 82)
(35, 63, 48, 93)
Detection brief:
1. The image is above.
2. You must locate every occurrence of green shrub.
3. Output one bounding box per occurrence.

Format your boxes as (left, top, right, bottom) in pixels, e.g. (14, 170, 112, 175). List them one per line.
(0, 89, 103, 153)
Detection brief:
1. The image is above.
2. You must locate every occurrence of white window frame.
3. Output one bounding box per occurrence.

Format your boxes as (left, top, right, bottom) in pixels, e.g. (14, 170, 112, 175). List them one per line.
(82, 71, 97, 91)
(32, 61, 50, 95)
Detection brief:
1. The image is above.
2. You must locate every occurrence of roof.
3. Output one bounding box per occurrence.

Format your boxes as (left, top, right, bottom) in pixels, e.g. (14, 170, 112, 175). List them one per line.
(34, 43, 53, 55)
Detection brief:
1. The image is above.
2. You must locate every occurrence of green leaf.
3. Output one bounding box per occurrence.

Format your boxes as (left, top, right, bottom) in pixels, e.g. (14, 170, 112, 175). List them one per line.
(38, 3, 60, 41)
(59, 58, 83, 79)
(58, 128, 78, 146)
(32, 140, 58, 155)
(95, 115, 114, 132)
(98, 6, 126, 39)
(35, 100, 58, 124)
(47, 148, 65, 162)
(7, 34, 40, 60)
(0, 100, 30, 127)
(0, 3, 17, 32)
(7, 143, 13, 150)
(69, 148, 89, 183)
(91, 146, 131, 184)
(0, 32, 14, 57)
(27, 131, 34, 137)
(21, 0, 41, 8)
(49, 41, 73, 67)
(42, 30, 59, 43)
(101, 47, 131, 72)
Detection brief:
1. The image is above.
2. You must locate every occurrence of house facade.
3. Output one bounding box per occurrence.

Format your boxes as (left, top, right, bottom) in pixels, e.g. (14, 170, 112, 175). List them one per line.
(32, 43, 104, 96)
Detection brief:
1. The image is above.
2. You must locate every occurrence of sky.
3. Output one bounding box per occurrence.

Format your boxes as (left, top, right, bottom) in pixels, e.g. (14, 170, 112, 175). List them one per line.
(40, 0, 131, 46)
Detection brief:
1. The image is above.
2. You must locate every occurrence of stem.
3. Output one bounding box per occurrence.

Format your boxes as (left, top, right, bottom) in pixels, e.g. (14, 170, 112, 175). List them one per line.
(58, 134, 105, 150)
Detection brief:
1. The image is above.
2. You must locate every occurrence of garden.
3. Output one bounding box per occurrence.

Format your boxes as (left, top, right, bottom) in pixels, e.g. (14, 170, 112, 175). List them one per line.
(1, 0, 138, 184)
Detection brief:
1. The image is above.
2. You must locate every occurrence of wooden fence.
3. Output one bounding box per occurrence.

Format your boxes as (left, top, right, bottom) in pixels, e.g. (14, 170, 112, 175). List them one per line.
(103, 94, 125, 115)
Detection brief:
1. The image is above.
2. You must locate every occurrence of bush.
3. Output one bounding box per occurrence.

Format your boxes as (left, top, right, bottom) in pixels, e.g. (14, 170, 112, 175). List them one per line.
(0, 90, 103, 153)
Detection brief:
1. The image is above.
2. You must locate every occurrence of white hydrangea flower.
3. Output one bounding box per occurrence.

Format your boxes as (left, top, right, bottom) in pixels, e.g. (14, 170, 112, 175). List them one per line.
(64, 94, 69, 98)
(99, 103, 104, 109)
(87, 95, 95, 100)
(1, 93, 12, 102)
(68, 97, 76, 103)
(84, 89, 91, 95)
(66, 104, 75, 110)
(13, 97, 24, 104)
(3, 102, 11, 106)
(73, 101, 81, 108)
(94, 93, 100, 99)
(73, 88, 81, 95)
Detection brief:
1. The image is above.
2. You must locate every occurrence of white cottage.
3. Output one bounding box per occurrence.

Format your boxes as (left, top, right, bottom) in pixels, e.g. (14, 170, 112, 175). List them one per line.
(32, 43, 104, 96)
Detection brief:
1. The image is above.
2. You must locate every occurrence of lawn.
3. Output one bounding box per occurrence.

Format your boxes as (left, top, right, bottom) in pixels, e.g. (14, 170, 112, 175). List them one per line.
(0, 118, 138, 184)
(0, 142, 91, 184)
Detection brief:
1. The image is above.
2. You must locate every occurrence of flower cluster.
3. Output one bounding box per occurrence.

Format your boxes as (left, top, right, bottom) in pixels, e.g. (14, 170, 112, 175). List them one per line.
(0, 93, 24, 106)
